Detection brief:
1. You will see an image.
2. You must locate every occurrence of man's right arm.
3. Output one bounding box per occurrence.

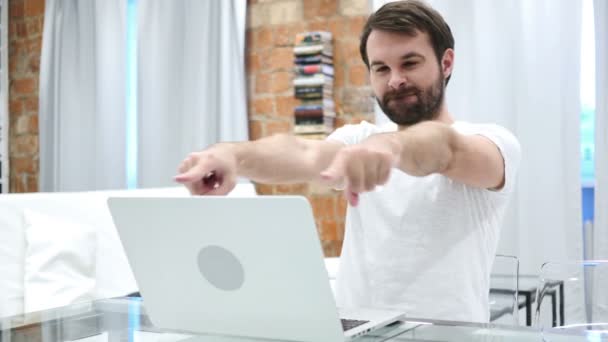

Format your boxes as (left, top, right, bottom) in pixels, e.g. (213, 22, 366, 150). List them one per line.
(175, 133, 344, 195)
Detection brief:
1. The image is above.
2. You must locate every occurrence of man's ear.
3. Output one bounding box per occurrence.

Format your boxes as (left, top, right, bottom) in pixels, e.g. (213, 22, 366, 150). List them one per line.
(441, 48, 455, 80)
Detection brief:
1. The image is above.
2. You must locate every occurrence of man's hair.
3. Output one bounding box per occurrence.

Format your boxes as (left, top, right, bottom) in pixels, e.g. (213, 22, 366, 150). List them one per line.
(360, 0, 455, 84)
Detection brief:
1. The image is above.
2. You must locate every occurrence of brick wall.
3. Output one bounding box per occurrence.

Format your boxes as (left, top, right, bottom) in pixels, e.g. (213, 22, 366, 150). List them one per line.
(8, 0, 44, 193)
(246, 0, 375, 256)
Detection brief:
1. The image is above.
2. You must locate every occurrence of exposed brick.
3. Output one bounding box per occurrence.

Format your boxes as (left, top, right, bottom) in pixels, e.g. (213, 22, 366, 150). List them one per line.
(249, 119, 264, 140)
(25, 18, 41, 36)
(27, 37, 42, 54)
(9, 100, 23, 115)
(254, 183, 275, 195)
(311, 195, 336, 219)
(11, 135, 39, 156)
(255, 73, 272, 94)
(341, 87, 374, 114)
(328, 17, 346, 38)
(28, 54, 40, 73)
(274, 23, 304, 46)
(347, 16, 368, 35)
(337, 39, 362, 64)
(275, 183, 309, 194)
(319, 219, 338, 241)
(248, 3, 268, 29)
(24, 0, 45, 17)
(26, 174, 38, 192)
(334, 62, 345, 88)
(257, 49, 274, 72)
(339, 0, 369, 17)
(16, 22, 27, 39)
(336, 197, 347, 218)
(321, 240, 343, 257)
(268, 0, 302, 26)
(255, 27, 273, 48)
(15, 115, 32, 134)
(10, 1, 24, 19)
(304, 0, 338, 19)
(267, 47, 293, 71)
(12, 78, 36, 95)
(308, 20, 329, 32)
(270, 71, 292, 93)
(11, 156, 37, 174)
(348, 64, 369, 86)
(246, 51, 261, 73)
(24, 97, 38, 112)
(335, 221, 345, 241)
(9, 57, 18, 73)
(275, 95, 298, 119)
(252, 97, 274, 116)
(266, 120, 291, 135)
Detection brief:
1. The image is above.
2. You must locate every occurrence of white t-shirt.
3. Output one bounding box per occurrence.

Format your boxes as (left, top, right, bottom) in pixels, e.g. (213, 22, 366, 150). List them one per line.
(327, 120, 521, 323)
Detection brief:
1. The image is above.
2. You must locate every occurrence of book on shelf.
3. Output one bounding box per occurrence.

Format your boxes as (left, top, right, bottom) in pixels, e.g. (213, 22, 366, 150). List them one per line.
(295, 31, 332, 45)
(294, 115, 334, 126)
(293, 74, 333, 87)
(294, 54, 333, 65)
(293, 124, 333, 134)
(293, 44, 333, 57)
(294, 64, 334, 77)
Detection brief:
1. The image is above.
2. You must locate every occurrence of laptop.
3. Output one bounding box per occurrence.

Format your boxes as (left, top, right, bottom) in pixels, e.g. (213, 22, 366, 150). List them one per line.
(107, 196, 405, 342)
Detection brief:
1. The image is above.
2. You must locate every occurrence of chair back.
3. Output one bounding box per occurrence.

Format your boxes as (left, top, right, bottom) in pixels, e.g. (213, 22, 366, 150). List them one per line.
(535, 260, 608, 339)
(489, 254, 520, 325)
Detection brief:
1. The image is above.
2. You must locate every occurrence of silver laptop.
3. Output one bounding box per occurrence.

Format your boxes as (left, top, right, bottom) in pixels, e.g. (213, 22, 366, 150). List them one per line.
(107, 196, 404, 342)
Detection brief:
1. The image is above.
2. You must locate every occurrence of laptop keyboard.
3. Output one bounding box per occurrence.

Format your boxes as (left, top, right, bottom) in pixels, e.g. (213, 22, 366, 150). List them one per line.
(341, 318, 369, 331)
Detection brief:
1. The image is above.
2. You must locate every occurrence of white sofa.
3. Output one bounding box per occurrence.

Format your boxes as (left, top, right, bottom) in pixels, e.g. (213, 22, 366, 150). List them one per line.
(0, 184, 258, 318)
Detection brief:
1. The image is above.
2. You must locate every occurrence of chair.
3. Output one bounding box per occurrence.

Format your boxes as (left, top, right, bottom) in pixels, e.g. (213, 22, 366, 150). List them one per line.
(489, 254, 520, 325)
(534, 260, 608, 338)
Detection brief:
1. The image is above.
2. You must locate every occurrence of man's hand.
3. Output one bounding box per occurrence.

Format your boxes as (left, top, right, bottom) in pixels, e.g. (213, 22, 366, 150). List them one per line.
(174, 144, 238, 195)
(321, 134, 399, 206)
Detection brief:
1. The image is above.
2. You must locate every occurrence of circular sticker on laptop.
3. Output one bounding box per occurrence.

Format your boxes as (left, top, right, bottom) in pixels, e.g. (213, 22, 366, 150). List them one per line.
(197, 245, 245, 291)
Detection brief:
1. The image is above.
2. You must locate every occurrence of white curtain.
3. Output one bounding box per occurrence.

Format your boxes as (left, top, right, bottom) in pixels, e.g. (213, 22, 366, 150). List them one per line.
(39, 0, 126, 192)
(136, 0, 248, 188)
(593, 0, 608, 323)
(372, 0, 584, 321)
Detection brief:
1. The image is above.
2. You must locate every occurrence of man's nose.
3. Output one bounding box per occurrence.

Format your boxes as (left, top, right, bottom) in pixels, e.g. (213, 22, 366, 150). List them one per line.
(388, 71, 407, 90)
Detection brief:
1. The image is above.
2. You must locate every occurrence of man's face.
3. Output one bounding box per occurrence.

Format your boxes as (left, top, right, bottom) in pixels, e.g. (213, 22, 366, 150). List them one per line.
(366, 29, 450, 126)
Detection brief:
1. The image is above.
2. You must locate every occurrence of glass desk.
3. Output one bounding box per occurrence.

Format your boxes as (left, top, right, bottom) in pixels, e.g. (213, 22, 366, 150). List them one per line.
(1, 297, 605, 342)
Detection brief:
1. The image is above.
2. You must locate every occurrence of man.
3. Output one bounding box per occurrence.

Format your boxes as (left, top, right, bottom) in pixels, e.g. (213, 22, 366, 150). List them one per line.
(175, 0, 520, 323)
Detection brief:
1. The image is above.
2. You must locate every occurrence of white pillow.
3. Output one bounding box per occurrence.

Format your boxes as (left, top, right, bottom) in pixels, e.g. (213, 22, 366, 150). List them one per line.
(0, 201, 26, 317)
(23, 209, 97, 313)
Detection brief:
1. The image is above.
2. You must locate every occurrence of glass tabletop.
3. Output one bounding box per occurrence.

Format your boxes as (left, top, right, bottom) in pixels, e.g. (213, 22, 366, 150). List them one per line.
(2, 298, 606, 341)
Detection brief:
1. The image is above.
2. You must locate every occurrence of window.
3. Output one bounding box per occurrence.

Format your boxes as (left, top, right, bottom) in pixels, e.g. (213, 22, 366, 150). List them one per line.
(126, 0, 138, 189)
(580, 0, 595, 223)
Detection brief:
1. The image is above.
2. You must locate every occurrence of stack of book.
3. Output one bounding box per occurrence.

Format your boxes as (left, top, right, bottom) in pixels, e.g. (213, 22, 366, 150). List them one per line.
(293, 31, 335, 137)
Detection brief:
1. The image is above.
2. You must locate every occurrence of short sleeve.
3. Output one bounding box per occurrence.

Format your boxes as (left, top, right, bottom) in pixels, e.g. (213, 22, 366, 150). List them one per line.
(453, 123, 521, 194)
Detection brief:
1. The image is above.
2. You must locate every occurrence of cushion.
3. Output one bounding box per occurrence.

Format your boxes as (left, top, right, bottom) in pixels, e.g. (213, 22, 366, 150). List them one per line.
(23, 209, 97, 313)
(0, 201, 25, 317)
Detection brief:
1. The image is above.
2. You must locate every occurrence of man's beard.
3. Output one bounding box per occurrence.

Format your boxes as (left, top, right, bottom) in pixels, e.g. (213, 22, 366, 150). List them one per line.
(377, 72, 445, 126)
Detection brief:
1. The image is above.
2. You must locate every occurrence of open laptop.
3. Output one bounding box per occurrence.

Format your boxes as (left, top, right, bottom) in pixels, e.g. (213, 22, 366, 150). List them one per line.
(107, 196, 404, 342)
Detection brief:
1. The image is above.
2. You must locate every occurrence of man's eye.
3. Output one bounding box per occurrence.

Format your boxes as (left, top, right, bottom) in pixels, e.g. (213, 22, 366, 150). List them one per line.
(404, 61, 418, 68)
(374, 66, 389, 73)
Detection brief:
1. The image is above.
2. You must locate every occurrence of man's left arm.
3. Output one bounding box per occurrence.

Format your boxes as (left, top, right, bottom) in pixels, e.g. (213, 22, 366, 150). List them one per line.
(387, 121, 506, 190)
(321, 121, 512, 205)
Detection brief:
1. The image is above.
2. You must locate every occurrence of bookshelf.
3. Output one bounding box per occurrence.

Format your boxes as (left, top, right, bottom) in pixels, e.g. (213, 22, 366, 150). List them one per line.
(292, 31, 335, 139)
(0, 0, 8, 193)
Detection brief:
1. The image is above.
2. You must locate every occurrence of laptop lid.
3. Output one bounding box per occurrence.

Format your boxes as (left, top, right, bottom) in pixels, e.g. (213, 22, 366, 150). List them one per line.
(108, 196, 346, 342)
